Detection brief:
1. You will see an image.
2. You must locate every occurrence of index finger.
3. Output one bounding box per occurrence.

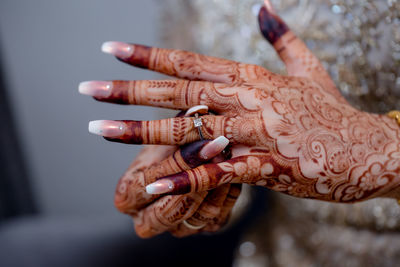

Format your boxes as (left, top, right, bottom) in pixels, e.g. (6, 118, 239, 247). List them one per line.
(101, 41, 271, 85)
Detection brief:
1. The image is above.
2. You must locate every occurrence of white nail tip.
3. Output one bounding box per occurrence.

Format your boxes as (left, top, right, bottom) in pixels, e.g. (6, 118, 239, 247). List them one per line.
(88, 120, 106, 135)
(78, 81, 112, 97)
(214, 136, 229, 146)
(88, 120, 125, 137)
(101, 41, 133, 58)
(78, 81, 91, 95)
(145, 184, 157, 194)
(200, 136, 229, 159)
(185, 105, 209, 116)
(145, 180, 174, 195)
(101, 42, 116, 53)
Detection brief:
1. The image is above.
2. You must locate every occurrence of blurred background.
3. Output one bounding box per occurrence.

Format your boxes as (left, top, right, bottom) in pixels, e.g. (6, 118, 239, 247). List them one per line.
(0, 0, 161, 218)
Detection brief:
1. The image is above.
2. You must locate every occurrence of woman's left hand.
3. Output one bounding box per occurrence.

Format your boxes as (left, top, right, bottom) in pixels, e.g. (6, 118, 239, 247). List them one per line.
(81, 1, 400, 236)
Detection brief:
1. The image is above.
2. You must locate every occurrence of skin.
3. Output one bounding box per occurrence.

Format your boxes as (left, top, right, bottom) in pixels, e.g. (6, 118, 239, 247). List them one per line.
(115, 112, 240, 238)
(87, 1, 400, 237)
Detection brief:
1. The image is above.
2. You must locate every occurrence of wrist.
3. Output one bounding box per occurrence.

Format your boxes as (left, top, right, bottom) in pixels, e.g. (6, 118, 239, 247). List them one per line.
(352, 112, 400, 201)
(383, 185, 400, 202)
(378, 111, 400, 201)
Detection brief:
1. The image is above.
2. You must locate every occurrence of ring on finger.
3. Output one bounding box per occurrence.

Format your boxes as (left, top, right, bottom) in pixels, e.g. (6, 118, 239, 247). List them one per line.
(185, 105, 208, 141)
(193, 113, 204, 140)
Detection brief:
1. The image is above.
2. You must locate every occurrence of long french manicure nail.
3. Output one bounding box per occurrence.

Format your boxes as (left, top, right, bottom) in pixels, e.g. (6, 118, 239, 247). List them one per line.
(88, 120, 126, 138)
(101, 41, 134, 59)
(146, 179, 174, 195)
(200, 136, 229, 160)
(79, 81, 112, 97)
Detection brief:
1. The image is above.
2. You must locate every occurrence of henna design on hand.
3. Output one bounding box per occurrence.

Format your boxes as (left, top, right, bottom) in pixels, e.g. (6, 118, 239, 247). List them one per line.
(258, 0, 344, 100)
(170, 184, 235, 237)
(82, 0, 400, 238)
(113, 111, 234, 237)
(115, 136, 227, 212)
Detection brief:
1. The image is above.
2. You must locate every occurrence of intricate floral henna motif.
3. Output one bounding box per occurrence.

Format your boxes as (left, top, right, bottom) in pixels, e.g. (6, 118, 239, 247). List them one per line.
(83, 1, 400, 238)
(111, 50, 400, 203)
(156, 82, 400, 202)
(109, 2, 400, 203)
(113, 128, 235, 237)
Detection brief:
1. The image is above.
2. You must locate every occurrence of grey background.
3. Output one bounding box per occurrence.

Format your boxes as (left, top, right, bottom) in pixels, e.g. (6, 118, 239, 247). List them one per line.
(0, 0, 167, 218)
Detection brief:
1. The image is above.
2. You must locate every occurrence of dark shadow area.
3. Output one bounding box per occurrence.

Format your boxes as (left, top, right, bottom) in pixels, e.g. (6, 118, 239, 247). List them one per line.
(0, 189, 269, 267)
(0, 39, 37, 221)
(0, 188, 267, 267)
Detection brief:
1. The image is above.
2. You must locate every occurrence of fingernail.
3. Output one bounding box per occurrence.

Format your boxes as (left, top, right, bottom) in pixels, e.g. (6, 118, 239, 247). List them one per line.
(185, 105, 209, 116)
(200, 136, 229, 160)
(263, 0, 276, 13)
(101, 41, 134, 59)
(79, 81, 112, 97)
(88, 120, 126, 138)
(146, 179, 174, 195)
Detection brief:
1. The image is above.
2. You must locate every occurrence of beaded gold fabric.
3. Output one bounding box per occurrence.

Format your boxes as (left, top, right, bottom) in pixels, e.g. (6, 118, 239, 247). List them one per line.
(161, 0, 400, 266)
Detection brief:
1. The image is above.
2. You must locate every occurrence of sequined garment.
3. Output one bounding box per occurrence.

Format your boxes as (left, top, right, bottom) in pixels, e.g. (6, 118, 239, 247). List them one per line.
(161, 0, 400, 266)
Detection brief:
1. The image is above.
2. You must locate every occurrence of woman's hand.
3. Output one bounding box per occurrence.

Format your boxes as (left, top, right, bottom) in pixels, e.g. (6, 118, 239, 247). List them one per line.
(117, 138, 241, 238)
(82, 0, 400, 218)
(107, 107, 241, 238)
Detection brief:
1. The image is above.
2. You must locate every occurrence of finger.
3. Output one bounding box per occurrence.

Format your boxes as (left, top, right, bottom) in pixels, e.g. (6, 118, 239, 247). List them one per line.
(115, 106, 210, 213)
(171, 184, 242, 237)
(186, 184, 231, 226)
(132, 134, 230, 238)
(88, 115, 262, 146)
(126, 145, 177, 173)
(258, 1, 343, 100)
(116, 109, 190, 212)
(78, 80, 248, 115)
(171, 184, 231, 237)
(209, 183, 242, 231)
(122, 105, 208, 173)
(133, 192, 207, 238)
(101, 41, 270, 85)
(146, 155, 275, 194)
(114, 136, 230, 214)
